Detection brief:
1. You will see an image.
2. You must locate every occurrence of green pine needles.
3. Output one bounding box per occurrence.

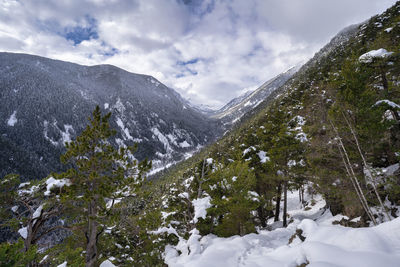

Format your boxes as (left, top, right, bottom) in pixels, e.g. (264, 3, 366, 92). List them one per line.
(58, 106, 151, 267)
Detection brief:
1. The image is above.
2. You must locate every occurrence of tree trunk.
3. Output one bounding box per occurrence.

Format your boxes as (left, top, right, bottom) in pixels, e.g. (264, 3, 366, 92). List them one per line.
(379, 66, 389, 97)
(342, 113, 391, 221)
(330, 120, 377, 225)
(298, 187, 302, 205)
(274, 183, 282, 222)
(257, 206, 267, 227)
(239, 222, 244, 236)
(24, 224, 33, 252)
(86, 201, 98, 267)
(197, 159, 207, 198)
(283, 181, 288, 227)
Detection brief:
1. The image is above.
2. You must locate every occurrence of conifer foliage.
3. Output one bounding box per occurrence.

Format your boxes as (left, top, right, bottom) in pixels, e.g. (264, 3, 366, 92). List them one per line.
(58, 106, 151, 267)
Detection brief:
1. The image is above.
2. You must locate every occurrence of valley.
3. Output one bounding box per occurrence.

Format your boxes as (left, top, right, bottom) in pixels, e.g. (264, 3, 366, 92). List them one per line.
(1, 1, 400, 267)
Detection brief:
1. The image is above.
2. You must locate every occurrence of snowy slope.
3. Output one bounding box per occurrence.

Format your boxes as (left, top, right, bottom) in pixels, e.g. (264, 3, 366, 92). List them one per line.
(164, 190, 400, 267)
(0, 52, 222, 180)
(211, 65, 301, 126)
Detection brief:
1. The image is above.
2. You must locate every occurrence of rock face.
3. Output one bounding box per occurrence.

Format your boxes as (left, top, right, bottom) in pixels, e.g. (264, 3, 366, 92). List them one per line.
(0, 52, 222, 180)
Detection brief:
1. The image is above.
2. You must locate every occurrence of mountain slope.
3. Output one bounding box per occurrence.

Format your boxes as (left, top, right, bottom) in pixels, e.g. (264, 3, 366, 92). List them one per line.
(152, 0, 400, 241)
(2, 2, 400, 266)
(0, 53, 222, 180)
(211, 65, 300, 126)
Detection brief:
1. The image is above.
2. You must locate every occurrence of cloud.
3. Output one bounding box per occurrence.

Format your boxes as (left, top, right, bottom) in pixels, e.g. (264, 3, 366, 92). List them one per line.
(0, 0, 397, 108)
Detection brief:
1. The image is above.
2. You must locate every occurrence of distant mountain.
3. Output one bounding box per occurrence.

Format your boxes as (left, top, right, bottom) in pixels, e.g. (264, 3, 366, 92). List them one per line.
(185, 102, 217, 117)
(152, 1, 400, 252)
(211, 65, 301, 126)
(0, 53, 222, 180)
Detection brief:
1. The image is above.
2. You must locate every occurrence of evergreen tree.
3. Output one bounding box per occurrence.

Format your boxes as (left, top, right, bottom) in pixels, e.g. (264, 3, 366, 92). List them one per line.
(0, 239, 37, 267)
(0, 173, 66, 257)
(58, 106, 151, 267)
(205, 160, 258, 237)
(267, 109, 307, 227)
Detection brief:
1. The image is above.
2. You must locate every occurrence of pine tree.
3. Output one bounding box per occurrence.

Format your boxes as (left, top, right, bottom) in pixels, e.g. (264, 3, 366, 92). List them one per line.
(205, 160, 258, 237)
(267, 109, 307, 227)
(0, 174, 66, 255)
(0, 239, 37, 267)
(59, 106, 150, 267)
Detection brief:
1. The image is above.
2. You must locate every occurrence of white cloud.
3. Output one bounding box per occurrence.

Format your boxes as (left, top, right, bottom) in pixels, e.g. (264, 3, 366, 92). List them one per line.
(0, 0, 397, 108)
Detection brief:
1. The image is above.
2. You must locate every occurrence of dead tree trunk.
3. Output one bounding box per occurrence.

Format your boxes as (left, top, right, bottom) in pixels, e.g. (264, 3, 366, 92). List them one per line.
(274, 183, 282, 222)
(379, 65, 389, 97)
(299, 188, 302, 204)
(330, 121, 377, 225)
(197, 159, 210, 198)
(342, 112, 391, 221)
(283, 181, 288, 227)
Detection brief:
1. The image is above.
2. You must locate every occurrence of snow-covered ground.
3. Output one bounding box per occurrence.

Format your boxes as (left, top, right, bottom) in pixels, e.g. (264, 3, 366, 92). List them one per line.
(164, 190, 400, 267)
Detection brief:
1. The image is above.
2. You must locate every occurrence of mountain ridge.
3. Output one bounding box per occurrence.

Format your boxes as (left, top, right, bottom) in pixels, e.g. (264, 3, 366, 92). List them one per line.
(0, 52, 222, 180)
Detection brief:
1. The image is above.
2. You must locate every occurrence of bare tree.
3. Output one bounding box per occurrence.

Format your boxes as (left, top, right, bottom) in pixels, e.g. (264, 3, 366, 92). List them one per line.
(330, 121, 377, 225)
(342, 112, 391, 221)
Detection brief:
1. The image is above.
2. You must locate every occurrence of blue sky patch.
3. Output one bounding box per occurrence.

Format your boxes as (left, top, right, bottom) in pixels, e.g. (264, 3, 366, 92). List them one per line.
(176, 58, 199, 77)
(102, 47, 119, 57)
(177, 58, 200, 66)
(63, 15, 99, 45)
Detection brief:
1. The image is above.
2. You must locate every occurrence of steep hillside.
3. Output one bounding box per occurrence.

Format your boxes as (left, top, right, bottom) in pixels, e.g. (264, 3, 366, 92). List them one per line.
(0, 53, 222, 180)
(150, 0, 400, 246)
(2, 2, 400, 266)
(211, 65, 300, 127)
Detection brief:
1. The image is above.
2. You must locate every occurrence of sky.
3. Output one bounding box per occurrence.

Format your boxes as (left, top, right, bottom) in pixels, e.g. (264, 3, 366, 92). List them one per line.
(0, 0, 397, 109)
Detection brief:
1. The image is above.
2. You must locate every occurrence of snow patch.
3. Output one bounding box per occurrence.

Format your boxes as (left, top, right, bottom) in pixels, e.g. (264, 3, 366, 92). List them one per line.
(60, 125, 73, 145)
(116, 117, 133, 140)
(191, 197, 211, 223)
(7, 110, 17, 126)
(248, 191, 260, 201)
(18, 227, 27, 239)
(244, 100, 252, 107)
(44, 177, 71, 196)
(359, 48, 394, 63)
(113, 98, 125, 114)
(257, 151, 270, 163)
(288, 159, 297, 168)
(43, 120, 58, 146)
(243, 146, 256, 156)
(385, 27, 393, 33)
(374, 99, 400, 109)
(99, 260, 116, 267)
(18, 185, 39, 196)
(18, 182, 30, 188)
(151, 127, 172, 152)
(149, 78, 160, 86)
(40, 255, 49, 264)
(32, 204, 43, 220)
(179, 140, 191, 148)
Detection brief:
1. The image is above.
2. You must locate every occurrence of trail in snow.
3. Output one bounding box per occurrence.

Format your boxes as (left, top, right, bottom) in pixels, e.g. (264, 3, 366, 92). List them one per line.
(165, 190, 400, 267)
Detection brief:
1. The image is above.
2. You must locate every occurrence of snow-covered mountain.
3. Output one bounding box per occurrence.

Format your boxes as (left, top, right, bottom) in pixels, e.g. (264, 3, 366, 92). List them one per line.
(213, 22, 363, 129)
(0, 52, 222, 180)
(211, 65, 301, 126)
